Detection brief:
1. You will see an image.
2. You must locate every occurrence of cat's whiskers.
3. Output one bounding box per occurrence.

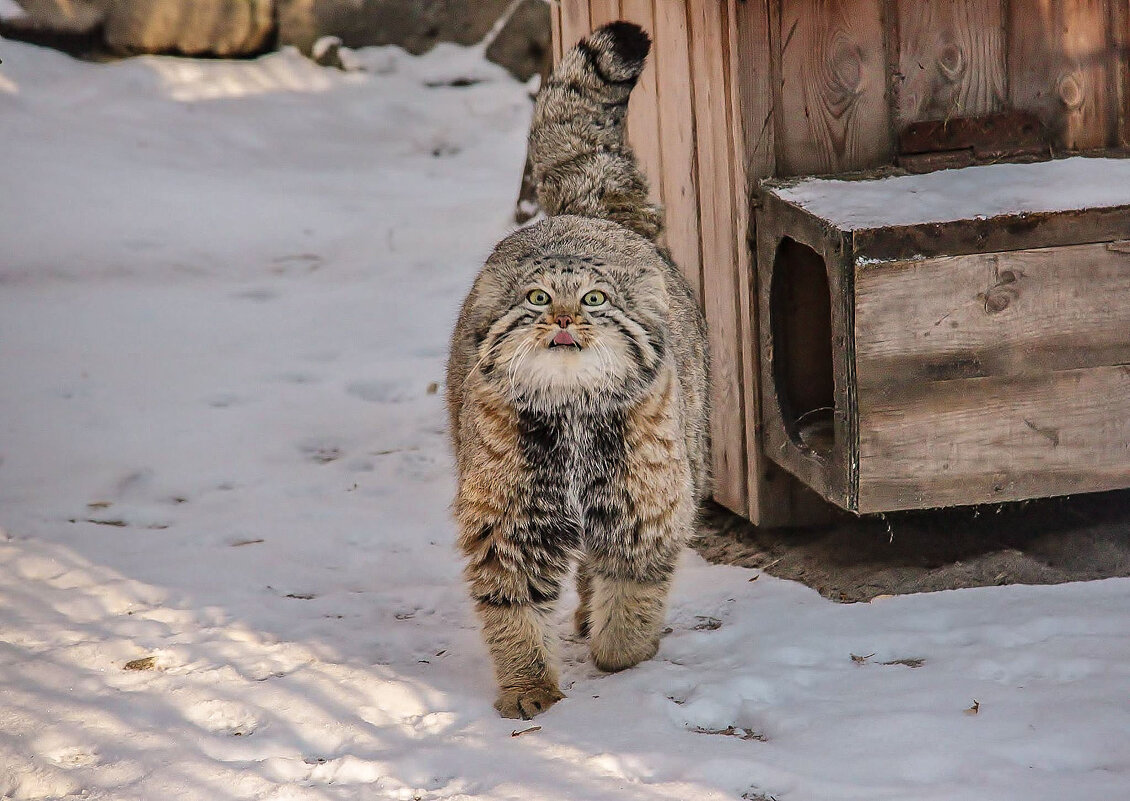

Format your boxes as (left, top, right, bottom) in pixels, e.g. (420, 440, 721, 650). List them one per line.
(463, 339, 505, 387)
(506, 337, 537, 395)
(595, 339, 618, 392)
(591, 338, 611, 388)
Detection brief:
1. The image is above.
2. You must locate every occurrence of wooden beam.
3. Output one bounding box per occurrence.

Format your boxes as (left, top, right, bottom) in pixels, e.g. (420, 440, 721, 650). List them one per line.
(1113, 0, 1130, 146)
(551, 0, 563, 62)
(728, 0, 832, 526)
(559, 0, 592, 52)
(653, 0, 703, 301)
(858, 365, 1130, 512)
(851, 204, 1130, 261)
(688, 0, 748, 515)
(588, 0, 621, 28)
(855, 241, 1130, 389)
(620, 0, 664, 206)
(729, 0, 769, 523)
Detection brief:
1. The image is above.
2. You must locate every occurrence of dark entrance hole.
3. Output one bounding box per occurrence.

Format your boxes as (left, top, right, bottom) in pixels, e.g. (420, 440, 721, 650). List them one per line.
(770, 238, 836, 457)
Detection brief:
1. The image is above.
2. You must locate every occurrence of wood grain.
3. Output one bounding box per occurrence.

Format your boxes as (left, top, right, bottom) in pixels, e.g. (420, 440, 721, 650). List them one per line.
(730, 0, 836, 526)
(894, 0, 1007, 129)
(550, 0, 563, 61)
(775, 0, 894, 175)
(688, 0, 748, 514)
(732, 0, 776, 177)
(731, 0, 773, 523)
(620, 0, 664, 206)
(653, 0, 703, 301)
(760, 182, 1130, 515)
(851, 204, 1130, 262)
(559, 0, 592, 52)
(855, 242, 1130, 390)
(1008, 0, 1113, 150)
(1114, 0, 1130, 146)
(858, 365, 1130, 512)
(588, 0, 621, 28)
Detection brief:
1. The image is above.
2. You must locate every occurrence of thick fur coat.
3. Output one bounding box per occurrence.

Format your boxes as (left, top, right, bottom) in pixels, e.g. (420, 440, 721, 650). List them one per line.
(445, 22, 710, 719)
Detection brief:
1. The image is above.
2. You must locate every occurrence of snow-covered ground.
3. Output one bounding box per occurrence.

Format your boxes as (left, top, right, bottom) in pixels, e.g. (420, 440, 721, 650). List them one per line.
(2, 37, 1130, 801)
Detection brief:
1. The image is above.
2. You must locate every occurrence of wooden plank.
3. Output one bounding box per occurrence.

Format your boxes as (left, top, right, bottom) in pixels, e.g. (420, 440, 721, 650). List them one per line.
(1008, 0, 1113, 151)
(688, 0, 747, 514)
(894, 0, 1007, 129)
(551, 0, 563, 63)
(851, 204, 1130, 261)
(732, 0, 776, 176)
(857, 365, 1130, 512)
(730, 0, 773, 523)
(1114, 0, 1130, 146)
(559, 0, 592, 52)
(729, 0, 834, 526)
(775, 0, 894, 176)
(620, 0, 664, 206)
(854, 241, 1130, 390)
(653, 0, 703, 301)
(724, 0, 826, 522)
(588, 0, 621, 28)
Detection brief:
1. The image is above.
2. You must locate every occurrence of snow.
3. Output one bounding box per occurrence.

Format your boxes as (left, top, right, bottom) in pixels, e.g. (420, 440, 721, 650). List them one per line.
(770, 157, 1130, 229)
(2, 36, 1130, 801)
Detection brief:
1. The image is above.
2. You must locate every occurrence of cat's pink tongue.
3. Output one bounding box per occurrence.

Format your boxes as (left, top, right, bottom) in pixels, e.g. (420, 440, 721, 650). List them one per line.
(553, 330, 577, 346)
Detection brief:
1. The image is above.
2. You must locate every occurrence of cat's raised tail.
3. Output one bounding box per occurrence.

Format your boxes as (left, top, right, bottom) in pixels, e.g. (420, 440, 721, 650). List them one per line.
(528, 21, 663, 243)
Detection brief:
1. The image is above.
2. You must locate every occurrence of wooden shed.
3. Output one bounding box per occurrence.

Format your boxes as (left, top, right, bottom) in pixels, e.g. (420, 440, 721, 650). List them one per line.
(551, 0, 1130, 527)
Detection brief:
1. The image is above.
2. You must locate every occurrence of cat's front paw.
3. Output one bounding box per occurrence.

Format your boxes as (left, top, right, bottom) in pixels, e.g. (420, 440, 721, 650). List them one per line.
(494, 684, 565, 719)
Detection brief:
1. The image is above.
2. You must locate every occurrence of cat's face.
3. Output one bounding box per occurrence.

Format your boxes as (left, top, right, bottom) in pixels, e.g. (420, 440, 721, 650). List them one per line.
(475, 255, 667, 404)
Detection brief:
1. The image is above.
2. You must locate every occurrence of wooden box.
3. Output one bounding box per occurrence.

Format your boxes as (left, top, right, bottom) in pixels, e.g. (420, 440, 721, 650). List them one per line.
(758, 157, 1130, 514)
(555, 0, 1130, 526)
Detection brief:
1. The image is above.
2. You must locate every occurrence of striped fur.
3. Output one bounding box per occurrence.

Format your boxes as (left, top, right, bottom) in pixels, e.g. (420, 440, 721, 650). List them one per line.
(529, 21, 663, 242)
(446, 22, 710, 719)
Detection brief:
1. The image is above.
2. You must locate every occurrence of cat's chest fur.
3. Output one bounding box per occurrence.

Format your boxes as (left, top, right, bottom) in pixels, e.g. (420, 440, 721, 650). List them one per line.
(515, 406, 626, 525)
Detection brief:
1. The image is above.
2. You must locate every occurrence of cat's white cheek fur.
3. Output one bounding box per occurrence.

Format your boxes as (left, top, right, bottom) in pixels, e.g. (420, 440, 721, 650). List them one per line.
(521, 349, 616, 392)
(518, 332, 633, 395)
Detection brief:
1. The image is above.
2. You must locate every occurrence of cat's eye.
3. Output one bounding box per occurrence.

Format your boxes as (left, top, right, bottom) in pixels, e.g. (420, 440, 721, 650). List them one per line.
(581, 290, 607, 306)
(526, 289, 551, 306)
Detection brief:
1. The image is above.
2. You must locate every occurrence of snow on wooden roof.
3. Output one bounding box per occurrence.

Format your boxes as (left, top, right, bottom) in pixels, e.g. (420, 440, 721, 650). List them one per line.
(768, 157, 1130, 230)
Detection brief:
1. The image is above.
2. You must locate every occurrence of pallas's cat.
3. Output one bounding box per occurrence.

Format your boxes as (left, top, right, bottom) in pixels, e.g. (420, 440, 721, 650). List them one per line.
(445, 21, 710, 719)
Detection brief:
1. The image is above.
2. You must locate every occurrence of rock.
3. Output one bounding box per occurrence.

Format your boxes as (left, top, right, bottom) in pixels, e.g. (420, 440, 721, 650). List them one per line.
(7, 0, 550, 81)
(278, 0, 512, 57)
(7, 0, 109, 34)
(485, 0, 550, 83)
(103, 0, 275, 57)
(0, 0, 110, 57)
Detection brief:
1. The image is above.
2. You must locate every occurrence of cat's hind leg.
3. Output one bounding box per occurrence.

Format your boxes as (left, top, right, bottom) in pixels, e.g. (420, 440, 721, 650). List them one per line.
(586, 557, 681, 672)
(584, 494, 692, 672)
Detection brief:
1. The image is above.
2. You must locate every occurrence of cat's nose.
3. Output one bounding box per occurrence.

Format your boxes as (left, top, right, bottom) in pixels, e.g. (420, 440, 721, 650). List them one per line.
(555, 314, 573, 328)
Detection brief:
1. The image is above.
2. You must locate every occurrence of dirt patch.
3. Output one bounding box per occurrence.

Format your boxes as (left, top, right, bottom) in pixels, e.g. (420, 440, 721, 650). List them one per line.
(694, 490, 1130, 602)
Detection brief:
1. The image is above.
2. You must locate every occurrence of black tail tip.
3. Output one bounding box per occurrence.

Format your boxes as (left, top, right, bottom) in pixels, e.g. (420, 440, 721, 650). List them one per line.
(599, 21, 651, 68)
